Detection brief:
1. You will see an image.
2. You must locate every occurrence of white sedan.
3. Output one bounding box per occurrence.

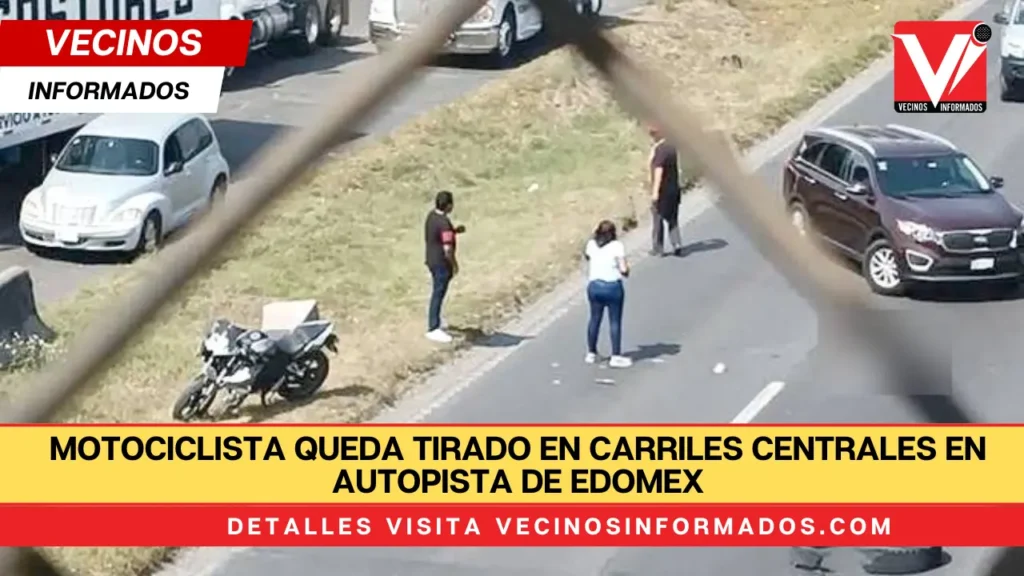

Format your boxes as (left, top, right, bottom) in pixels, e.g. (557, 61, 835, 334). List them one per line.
(19, 113, 230, 256)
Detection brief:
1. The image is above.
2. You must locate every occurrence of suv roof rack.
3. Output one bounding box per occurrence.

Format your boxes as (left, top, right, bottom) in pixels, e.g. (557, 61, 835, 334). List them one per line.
(885, 124, 958, 151)
(815, 127, 876, 155)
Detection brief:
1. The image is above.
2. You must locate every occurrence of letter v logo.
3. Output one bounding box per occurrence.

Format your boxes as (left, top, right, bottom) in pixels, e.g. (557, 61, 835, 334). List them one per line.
(892, 21, 989, 113)
(893, 33, 985, 108)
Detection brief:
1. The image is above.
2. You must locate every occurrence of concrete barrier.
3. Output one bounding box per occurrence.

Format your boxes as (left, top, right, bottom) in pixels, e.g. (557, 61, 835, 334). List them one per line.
(0, 266, 56, 367)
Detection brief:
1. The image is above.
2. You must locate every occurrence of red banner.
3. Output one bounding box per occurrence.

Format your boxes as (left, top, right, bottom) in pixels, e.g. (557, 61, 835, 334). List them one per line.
(0, 504, 1019, 547)
(0, 20, 252, 67)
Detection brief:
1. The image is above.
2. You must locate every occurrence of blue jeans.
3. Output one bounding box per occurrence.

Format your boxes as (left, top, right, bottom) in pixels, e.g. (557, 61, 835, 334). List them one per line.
(427, 265, 451, 331)
(586, 279, 624, 356)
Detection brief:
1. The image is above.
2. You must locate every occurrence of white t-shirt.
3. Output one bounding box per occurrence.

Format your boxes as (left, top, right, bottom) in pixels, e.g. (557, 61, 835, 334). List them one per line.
(585, 239, 626, 282)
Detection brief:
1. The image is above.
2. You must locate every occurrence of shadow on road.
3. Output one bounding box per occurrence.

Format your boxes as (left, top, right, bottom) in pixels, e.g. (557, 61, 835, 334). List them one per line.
(628, 342, 681, 361)
(449, 325, 533, 348)
(673, 237, 728, 258)
(911, 282, 1024, 303)
(210, 118, 366, 173)
(222, 39, 370, 93)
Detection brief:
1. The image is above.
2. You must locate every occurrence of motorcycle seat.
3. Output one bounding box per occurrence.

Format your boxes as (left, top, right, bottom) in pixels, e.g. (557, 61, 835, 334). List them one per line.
(266, 321, 331, 356)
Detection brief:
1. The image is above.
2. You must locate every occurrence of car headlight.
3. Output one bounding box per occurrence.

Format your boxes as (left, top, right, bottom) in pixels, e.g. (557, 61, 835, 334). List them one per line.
(109, 208, 143, 223)
(1005, 41, 1024, 58)
(896, 220, 939, 243)
(467, 4, 494, 23)
(20, 199, 42, 220)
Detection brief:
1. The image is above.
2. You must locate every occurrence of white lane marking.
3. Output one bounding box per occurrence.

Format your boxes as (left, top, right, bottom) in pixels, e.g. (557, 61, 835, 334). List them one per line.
(731, 380, 786, 424)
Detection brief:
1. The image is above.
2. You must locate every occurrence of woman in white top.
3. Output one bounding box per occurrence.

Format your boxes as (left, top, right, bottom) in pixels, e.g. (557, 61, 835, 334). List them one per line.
(583, 220, 632, 368)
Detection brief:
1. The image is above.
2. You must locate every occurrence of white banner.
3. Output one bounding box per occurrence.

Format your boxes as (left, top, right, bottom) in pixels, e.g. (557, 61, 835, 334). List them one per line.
(0, 66, 225, 113)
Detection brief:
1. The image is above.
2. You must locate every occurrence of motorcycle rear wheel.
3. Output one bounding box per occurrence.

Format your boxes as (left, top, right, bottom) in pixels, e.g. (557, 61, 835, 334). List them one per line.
(172, 376, 217, 421)
(279, 350, 330, 401)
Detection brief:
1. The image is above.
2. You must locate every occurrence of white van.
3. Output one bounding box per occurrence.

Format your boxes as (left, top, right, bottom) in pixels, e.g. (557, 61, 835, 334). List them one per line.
(996, 0, 1024, 100)
(368, 0, 601, 66)
(19, 114, 230, 256)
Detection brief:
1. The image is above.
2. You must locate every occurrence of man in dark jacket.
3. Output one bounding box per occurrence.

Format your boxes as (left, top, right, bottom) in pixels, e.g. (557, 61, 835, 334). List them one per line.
(648, 125, 683, 256)
(424, 190, 463, 343)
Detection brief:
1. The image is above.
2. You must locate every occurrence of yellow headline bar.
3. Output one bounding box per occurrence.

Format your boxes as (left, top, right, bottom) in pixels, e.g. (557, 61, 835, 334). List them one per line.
(0, 425, 1006, 503)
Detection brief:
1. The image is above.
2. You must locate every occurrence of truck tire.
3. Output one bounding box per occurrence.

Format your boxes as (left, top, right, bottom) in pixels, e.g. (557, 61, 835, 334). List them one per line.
(289, 0, 322, 56)
(318, 0, 345, 46)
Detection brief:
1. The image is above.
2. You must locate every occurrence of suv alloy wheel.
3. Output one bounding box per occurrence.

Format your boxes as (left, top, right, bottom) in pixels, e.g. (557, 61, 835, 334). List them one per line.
(863, 239, 905, 296)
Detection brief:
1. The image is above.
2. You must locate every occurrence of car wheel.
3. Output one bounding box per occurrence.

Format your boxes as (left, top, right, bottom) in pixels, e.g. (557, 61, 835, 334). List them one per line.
(318, 0, 345, 46)
(788, 201, 812, 239)
(490, 8, 517, 68)
(1001, 74, 1015, 102)
(210, 176, 228, 206)
(133, 211, 163, 258)
(863, 239, 905, 296)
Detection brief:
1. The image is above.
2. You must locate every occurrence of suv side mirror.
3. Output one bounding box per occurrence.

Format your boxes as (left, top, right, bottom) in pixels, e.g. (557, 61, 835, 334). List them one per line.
(995, 12, 1009, 24)
(165, 161, 183, 175)
(991, 176, 1005, 189)
(845, 181, 869, 195)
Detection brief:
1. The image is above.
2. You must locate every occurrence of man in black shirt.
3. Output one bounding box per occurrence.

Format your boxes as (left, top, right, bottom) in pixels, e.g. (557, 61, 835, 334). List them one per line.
(648, 126, 683, 256)
(424, 190, 462, 343)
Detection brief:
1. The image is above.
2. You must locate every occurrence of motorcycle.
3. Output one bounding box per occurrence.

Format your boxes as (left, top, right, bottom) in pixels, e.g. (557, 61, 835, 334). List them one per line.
(171, 317, 338, 421)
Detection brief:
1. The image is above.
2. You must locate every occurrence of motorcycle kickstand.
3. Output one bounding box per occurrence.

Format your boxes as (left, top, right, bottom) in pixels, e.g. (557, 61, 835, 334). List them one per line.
(261, 378, 288, 407)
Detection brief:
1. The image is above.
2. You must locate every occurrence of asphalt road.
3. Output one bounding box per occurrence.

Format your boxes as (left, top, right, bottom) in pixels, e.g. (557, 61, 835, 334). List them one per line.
(167, 0, 1016, 574)
(0, 0, 639, 302)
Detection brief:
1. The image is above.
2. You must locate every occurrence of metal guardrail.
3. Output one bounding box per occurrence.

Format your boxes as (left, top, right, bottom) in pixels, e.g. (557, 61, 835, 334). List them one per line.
(0, 0, 1019, 573)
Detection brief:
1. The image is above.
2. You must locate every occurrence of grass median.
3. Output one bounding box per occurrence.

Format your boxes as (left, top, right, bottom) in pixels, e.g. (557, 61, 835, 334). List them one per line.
(0, 0, 956, 573)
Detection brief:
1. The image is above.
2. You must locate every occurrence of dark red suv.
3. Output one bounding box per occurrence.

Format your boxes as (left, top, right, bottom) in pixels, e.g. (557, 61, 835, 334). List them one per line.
(782, 124, 1024, 296)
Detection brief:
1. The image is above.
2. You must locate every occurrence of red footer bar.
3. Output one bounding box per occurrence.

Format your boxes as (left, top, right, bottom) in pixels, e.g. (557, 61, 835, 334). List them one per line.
(0, 504, 1018, 547)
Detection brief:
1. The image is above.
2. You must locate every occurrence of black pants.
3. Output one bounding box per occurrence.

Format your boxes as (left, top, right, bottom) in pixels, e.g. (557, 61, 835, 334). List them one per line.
(652, 203, 682, 253)
(427, 265, 451, 331)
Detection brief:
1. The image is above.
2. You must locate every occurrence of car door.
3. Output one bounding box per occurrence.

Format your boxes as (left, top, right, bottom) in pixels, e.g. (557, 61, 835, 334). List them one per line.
(169, 119, 209, 216)
(791, 140, 832, 239)
(162, 133, 190, 221)
(833, 152, 881, 256)
(810, 142, 857, 255)
(183, 117, 218, 204)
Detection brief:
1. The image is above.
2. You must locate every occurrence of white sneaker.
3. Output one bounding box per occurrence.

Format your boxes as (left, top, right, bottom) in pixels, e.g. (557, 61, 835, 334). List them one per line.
(609, 355, 633, 368)
(584, 352, 597, 364)
(425, 329, 453, 343)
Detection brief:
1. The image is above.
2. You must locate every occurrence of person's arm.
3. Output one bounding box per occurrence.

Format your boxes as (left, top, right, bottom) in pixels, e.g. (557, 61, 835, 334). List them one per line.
(650, 145, 665, 204)
(441, 226, 458, 275)
(616, 243, 630, 277)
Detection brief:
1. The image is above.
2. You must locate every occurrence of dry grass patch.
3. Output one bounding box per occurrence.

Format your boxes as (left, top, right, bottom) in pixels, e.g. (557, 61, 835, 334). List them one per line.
(1, 0, 956, 573)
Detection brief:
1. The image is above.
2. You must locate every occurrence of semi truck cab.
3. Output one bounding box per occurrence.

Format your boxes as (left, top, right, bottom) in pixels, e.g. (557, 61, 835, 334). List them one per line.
(368, 0, 599, 67)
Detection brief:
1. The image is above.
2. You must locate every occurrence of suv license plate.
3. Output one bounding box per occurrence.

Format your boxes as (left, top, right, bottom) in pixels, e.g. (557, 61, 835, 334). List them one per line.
(970, 258, 995, 271)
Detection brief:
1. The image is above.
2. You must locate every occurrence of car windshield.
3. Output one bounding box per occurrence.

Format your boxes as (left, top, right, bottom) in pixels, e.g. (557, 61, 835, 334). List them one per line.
(874, 154, 991, 198)
(54, 135, 158, 176)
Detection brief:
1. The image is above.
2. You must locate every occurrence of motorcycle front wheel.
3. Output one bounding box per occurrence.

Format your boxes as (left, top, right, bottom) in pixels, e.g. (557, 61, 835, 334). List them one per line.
(279, 350, 330, 401)
(172, 376, 217, 421)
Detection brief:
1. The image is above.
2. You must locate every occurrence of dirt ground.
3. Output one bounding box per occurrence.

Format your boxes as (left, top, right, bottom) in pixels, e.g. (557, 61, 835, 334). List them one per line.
(0, 0, 956, 573)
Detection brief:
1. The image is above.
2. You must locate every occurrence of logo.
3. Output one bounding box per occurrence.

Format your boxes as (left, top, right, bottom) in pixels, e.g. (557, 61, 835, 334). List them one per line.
(893, 20, 990, 113)
(974, 235, 988, 244)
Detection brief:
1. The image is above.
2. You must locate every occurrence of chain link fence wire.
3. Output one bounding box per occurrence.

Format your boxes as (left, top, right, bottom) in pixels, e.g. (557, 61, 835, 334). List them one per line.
(0, 0, 1017, 572)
